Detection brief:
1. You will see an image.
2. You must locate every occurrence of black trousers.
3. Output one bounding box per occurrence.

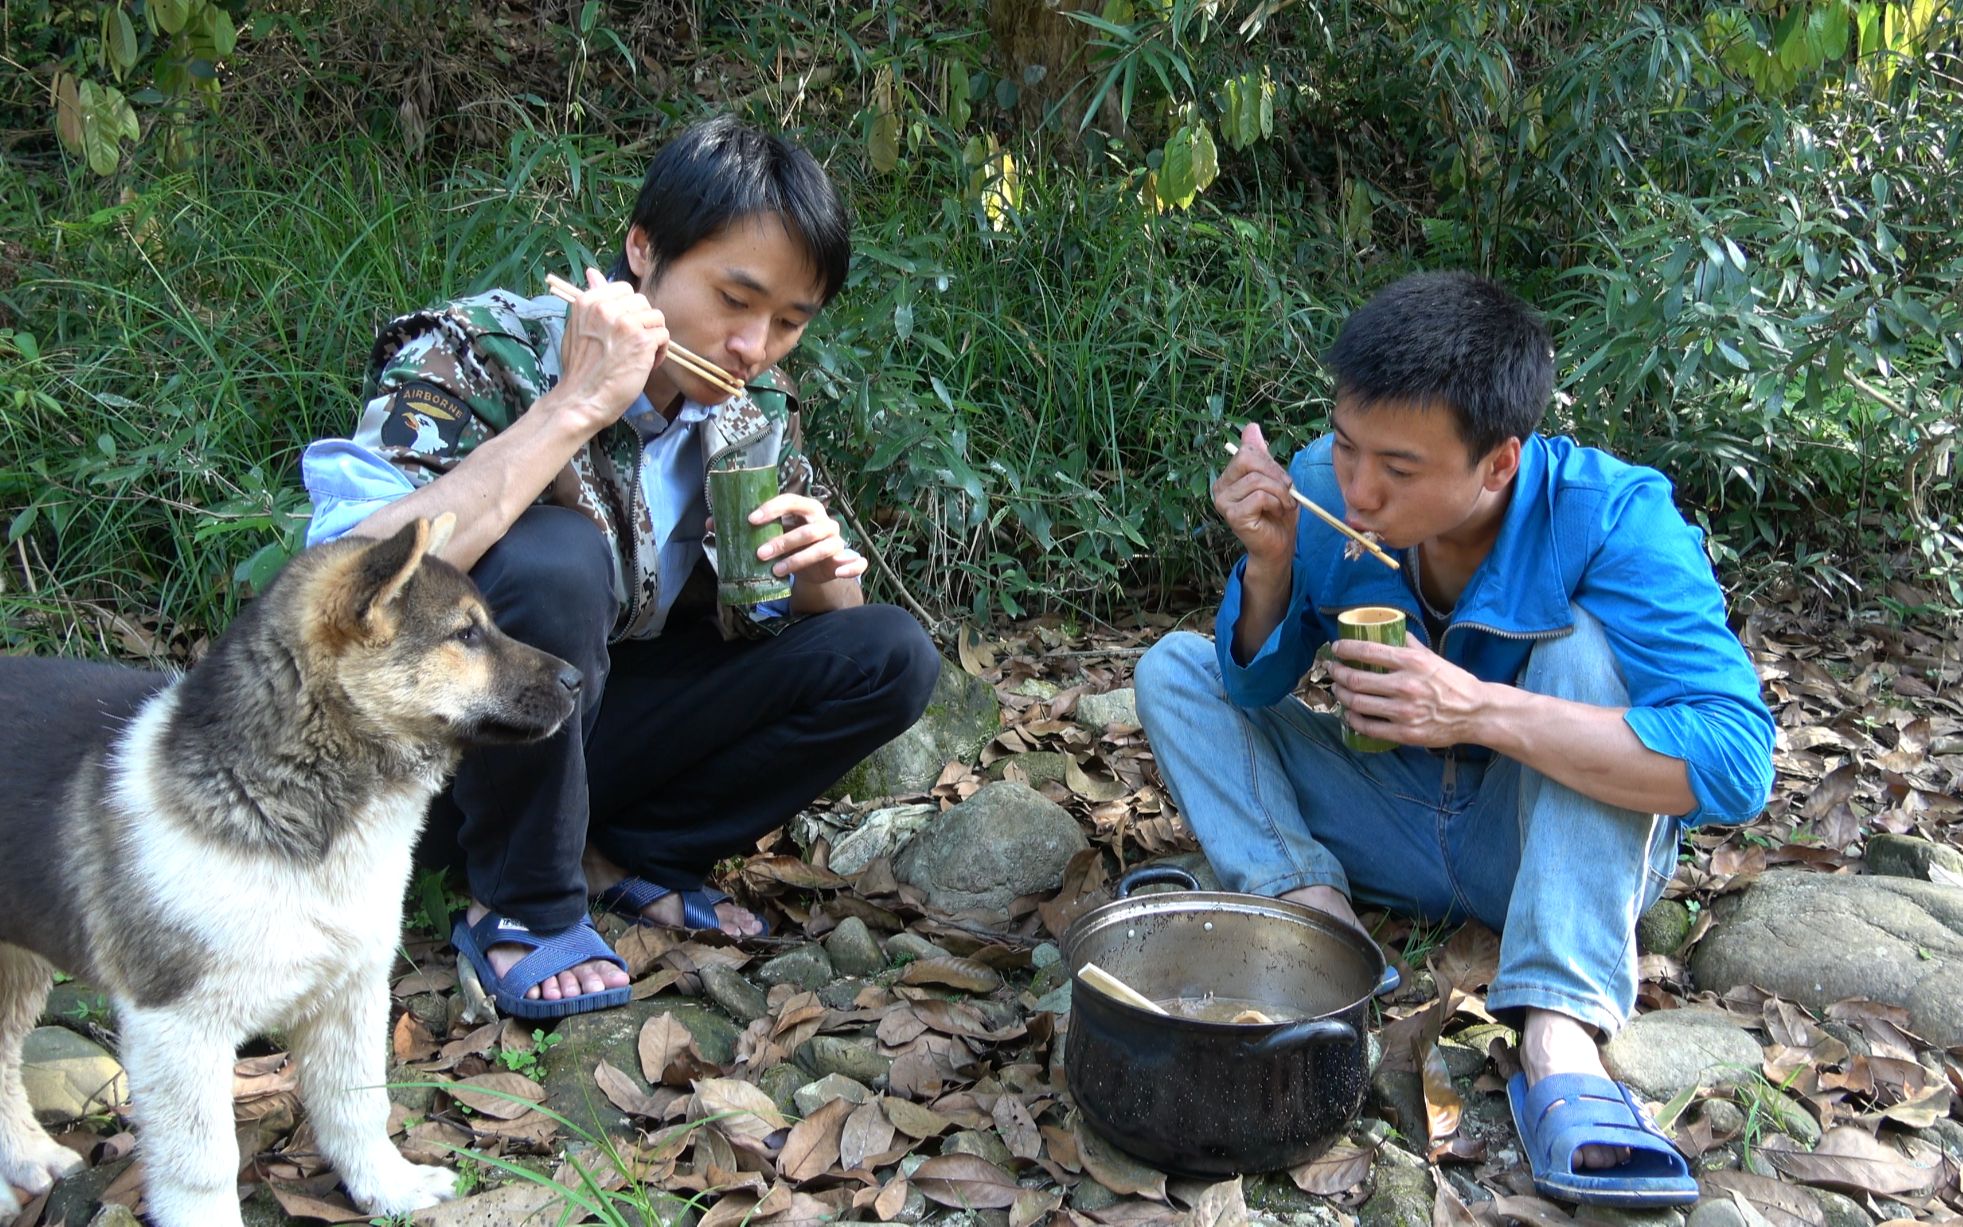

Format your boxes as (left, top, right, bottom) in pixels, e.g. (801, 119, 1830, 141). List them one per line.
(421, 505, 939, 932)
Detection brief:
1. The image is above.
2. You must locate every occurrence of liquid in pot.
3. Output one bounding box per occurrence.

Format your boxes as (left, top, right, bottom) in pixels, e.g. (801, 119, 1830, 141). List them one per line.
(1156, 992, 1306, 1024)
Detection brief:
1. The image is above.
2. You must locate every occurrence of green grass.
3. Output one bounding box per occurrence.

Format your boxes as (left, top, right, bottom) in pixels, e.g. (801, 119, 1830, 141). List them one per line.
(4, 48, 1959, 652)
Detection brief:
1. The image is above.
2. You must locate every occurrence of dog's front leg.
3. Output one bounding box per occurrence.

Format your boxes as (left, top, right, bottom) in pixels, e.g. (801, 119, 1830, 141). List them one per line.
(291, 965, 457, 1215)
(119, 1006, 248, 1227)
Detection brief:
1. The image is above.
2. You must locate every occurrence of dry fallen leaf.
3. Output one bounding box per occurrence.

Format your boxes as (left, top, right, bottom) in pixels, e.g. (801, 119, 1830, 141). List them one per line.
(1287, 1140, 1376, 1196)
(780, 1096, 853, 1183)
(912, 1153, 1023, 1208)
(1074, 1116, 1169, 1200)
(1760, 1127, 1940, 1196)
(447, 1071, 546, 1120)
(841, 1097, 899, 1171)
(692, 1077, 789, 1147)
(639, 1013, 701, 1087)
(899, 955, 1005, 993)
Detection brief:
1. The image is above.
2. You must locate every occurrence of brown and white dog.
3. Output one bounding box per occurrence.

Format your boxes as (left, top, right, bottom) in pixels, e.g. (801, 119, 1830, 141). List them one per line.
(0, 515, 578, 1226)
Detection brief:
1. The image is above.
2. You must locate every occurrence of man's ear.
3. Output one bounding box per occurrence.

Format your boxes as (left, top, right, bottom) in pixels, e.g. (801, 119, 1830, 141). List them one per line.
(1481, 437, 1523, 491)
(625, 225, 655, 286)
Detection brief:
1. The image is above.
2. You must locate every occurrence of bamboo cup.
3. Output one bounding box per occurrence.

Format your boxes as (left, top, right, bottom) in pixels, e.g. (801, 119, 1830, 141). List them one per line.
(1337, 606, 1407, 753)
(708, 465, 792, 606)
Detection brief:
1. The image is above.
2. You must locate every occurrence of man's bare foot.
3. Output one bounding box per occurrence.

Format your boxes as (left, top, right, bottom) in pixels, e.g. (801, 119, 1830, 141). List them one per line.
(1519, 1009, 1631, 1170)
(465, 902, 629, 1004)
(1278, 884, 1368, 935)
(582, 848, 764, 938)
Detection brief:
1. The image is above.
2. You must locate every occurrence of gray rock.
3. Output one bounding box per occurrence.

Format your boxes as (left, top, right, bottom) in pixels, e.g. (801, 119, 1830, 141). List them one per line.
(1437, 1039, 1486, 1080)
(825, 917, 888, 978)
(1912, 1117, 1963, 1157)
(797, 1034, 892, 1087)
(1243, 1169, 1329, 1217)
(39, 981, 112, 1030)
(1031, 943, 1062, 968)
(1701, 1097, 1746, 1139)
(1075, 688, 1139, 730)
(1638, 899, 1695, 955)
(984, 750, 1072, 788)
(794, 1072, 873, 1116)
(85, 1206, 143, 1227)
(1802, 1187, 1875, 1227)
(1576, 1208, 1685, 1227)
(387, 1060, 439, 1113)
(540, 998, 741, 1138)
(944, 1128, 1015, 1168)
(699, 964, 769, 1024)
(886, 932, 951, 963)
(1358, 1145, 1433, 1227)
(1687, 1194, 1771, 1227)
(828, 803, 939, 876)
(895, 780, 1090, 919)
(756, 1063, 805, 1115)
(819, 979, 866, 1009)
(1602, 1008, 1762, 1102)
(1032, 982, 1072, 1015)
(240, 1183, 302, 1227)
(829, 656, 1001, 800)
(1368, 1065, 1427, 1140)
(38, 1155, 133, 1227)
(1735, 1082, 1820, 1147)
(1864, 833, 1963, 882)
(1069, 1179, 1122, 1212)
(1689, 871, 1963, 1046)
(21, 1026, 126, 1123)
(756, 944, 835, 992)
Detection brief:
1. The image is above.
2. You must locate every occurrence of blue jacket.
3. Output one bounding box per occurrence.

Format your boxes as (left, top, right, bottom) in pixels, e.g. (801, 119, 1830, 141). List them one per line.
(1216, 433, 1775, 826)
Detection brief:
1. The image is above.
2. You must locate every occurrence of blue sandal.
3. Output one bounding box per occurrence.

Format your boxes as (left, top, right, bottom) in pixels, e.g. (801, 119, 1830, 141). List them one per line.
(450, 911, 630, 1020)
(1507, 1072, 1699, 1207)
(593, 875, 768, 935)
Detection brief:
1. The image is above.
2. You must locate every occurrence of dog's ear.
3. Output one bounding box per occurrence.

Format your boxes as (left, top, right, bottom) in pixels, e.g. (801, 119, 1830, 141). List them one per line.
(351, 517, 439, 629)
(426, 511, 458, 556)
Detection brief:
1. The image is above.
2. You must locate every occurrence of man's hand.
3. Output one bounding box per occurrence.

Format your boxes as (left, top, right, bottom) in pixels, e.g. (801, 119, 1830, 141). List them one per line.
(1214, 421, 1299, 574)
(745, 493, 868, 587)
(541, 267, 670, 435)
(1329, 636, 1493, 749)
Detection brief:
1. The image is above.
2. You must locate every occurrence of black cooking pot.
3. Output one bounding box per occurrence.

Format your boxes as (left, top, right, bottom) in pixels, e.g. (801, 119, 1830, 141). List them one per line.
(1061, 866, 1399, 1175)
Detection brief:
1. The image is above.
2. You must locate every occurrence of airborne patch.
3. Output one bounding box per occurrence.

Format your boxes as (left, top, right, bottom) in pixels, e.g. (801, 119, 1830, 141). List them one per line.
(378, 383, 472, 454)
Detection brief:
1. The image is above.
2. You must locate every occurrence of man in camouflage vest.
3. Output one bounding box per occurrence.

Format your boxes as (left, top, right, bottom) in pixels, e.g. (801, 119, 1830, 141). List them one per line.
(303, 116, 937, 1019)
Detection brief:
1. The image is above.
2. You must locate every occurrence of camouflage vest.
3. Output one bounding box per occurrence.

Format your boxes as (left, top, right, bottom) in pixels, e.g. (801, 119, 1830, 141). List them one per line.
(355, 289, 816, 640)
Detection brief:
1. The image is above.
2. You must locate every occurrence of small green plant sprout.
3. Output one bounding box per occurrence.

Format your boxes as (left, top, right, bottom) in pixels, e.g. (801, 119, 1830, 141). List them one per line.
(498, 1028, 564, 1080)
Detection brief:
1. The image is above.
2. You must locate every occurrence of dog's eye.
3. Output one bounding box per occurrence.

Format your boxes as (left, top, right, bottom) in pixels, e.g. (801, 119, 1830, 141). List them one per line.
(454, 623, 482, 645)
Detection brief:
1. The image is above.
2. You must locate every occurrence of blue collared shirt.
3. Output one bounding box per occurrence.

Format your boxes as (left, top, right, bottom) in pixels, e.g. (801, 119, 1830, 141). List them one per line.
(1216, 433, 1776, 826)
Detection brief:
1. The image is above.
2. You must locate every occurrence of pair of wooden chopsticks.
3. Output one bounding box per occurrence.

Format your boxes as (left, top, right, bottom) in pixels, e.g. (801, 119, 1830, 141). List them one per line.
(544, 273, 746, 400)
(1222, 441, 1401, 570)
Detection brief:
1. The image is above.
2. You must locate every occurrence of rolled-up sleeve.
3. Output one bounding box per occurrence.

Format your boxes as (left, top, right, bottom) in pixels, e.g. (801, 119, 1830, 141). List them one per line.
(1213, 555, 1322, 709)
(301, 438, 416, 546)
(1579, 476, 1776, 825)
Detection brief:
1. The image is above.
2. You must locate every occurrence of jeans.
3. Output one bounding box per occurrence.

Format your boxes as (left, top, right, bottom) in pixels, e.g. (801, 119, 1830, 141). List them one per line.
(1134, 608, 1678, 1035)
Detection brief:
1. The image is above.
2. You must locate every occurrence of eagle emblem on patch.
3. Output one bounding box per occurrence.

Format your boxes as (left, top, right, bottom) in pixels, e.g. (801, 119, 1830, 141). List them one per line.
(379, 383, 471, 454)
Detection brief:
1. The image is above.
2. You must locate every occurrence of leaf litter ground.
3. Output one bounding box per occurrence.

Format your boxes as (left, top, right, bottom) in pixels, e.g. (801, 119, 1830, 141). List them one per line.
(11, 603, 1963, 1227)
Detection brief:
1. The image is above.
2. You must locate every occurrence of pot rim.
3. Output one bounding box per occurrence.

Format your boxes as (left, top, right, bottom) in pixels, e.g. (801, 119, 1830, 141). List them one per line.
(1061, 886, 1394, 1028)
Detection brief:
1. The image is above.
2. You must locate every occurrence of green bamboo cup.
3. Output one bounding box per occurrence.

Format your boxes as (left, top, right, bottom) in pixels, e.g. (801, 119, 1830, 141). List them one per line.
(708, 464, 792, 606)
(1338, 606, 1407, 753)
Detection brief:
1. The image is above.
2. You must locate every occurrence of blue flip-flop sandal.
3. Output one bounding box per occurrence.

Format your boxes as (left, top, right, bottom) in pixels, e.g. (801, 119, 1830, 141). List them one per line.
(594, 875, 769, 936)
(450, 911, 630, 1020)
(1507, 1072, 1699, 1207)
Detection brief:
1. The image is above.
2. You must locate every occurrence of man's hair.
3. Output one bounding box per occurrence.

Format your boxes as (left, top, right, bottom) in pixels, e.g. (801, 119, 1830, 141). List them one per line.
(609, 115, 852, 304)
(1327, 271, 1553, 461)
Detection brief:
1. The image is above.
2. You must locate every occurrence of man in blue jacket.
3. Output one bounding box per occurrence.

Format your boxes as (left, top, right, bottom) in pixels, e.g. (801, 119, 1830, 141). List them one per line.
(1135, 272, 1773, 1207)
